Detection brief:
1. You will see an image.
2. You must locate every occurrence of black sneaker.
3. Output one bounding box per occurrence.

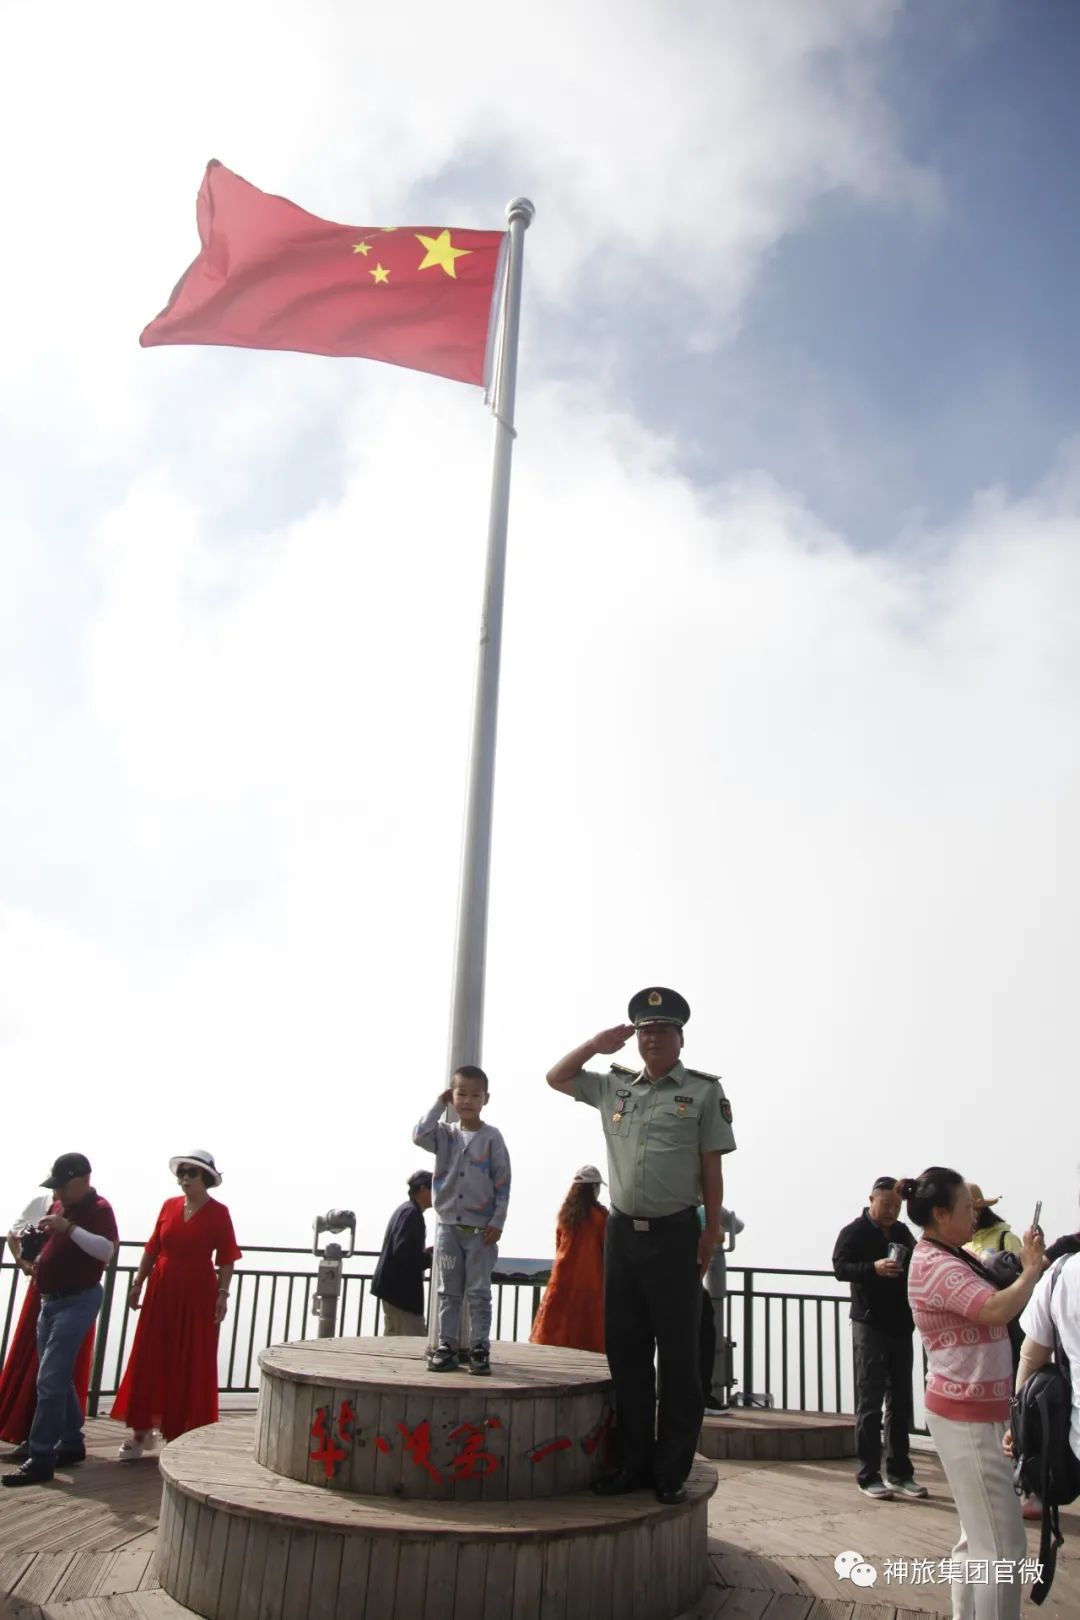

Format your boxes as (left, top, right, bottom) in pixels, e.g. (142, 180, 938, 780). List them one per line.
(54, 1444, 87, 1467)
(2, 1457, 55, 1487)
(858, 1476, 893, 1500)
(469, 1347, 491, 1376)
(886, 1474, 928, 1498)
(428, 1342, 459, 1373)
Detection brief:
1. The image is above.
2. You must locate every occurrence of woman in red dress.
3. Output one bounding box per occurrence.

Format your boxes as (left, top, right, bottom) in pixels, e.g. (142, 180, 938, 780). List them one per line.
(530, 1166, 608, 1353)
(110, 1150, 241, 1459)
(0, 1196, 95, 1459)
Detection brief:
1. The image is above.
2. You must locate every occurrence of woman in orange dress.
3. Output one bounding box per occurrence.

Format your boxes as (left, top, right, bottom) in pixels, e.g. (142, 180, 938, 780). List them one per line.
(0, 1195, 95, 1459)
(530, 1166, 607, 1353)
(110, 1150, 241, 1459)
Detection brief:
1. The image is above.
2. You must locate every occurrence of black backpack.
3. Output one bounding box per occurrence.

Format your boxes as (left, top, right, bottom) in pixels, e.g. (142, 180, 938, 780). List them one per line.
(1009, 1257, 1080, 1605)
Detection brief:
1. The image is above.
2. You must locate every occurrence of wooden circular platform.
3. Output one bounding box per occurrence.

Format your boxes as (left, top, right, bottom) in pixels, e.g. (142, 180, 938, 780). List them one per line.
(158, 1416, 717, 1620)
(255, 1337, 614, 1500)
(697, 1406, 857, 1461)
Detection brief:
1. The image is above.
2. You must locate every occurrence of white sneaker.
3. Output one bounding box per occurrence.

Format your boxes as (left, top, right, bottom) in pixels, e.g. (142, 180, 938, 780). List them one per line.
(117, 1431, 158, 1462)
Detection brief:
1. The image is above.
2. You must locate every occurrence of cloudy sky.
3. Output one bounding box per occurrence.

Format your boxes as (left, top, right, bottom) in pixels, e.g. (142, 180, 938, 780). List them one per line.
(2, 0, 1078, 1275)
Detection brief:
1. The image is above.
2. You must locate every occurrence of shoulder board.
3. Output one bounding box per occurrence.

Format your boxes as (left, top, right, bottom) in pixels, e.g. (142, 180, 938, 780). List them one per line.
(684, 1068, 722, 1083)
(610, 1063, 637, 1078)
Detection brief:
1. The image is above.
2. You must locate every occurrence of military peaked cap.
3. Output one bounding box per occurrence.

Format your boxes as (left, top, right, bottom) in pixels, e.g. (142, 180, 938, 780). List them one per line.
(628, 986, 690, 1027)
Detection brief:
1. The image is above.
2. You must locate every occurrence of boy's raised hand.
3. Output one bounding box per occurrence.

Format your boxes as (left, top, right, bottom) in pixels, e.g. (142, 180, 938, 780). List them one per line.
(438, 1087, 454, 1107)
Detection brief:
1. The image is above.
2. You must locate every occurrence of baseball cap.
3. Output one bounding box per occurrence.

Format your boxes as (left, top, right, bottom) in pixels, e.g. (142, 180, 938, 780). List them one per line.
(572, 1164, 606, 1185)
(41, 1152, 92, 1189)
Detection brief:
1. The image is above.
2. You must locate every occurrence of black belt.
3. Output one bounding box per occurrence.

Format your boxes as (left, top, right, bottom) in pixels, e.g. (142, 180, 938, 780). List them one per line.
(39, 1286, 94, 1302)
(611, 1206, 697, 1231)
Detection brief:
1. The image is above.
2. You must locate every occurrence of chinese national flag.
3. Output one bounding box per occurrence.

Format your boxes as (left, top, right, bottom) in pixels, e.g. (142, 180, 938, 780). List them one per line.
(140, 161, 506, 386)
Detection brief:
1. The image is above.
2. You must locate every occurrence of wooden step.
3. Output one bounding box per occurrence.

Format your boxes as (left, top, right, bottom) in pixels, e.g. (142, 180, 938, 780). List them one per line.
(255, 1337, 614, 1500)
(697, 1407, 857, 1461)
(158, 1418, 717, 1620)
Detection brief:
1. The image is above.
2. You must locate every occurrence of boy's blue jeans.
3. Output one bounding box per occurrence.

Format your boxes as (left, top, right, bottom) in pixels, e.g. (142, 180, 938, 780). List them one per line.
(29, 1284, 102, 1460)
(435, 1224, 497, 1351)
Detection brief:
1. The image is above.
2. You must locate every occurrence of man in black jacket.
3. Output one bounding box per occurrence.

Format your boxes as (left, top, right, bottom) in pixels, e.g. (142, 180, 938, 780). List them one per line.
(372, 1171, 432, 1335)
(832, 1176, 925, 1501)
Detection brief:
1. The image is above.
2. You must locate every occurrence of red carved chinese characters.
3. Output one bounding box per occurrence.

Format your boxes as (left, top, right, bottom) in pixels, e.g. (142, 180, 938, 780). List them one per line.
(528, 1436, 573, 1464)
(581, 1407, 615, 1462)
(448, 1421, 501, 1480)
(396, 1419, 445, 1485)
(309, 1405, 348, 1478)
(303, 1400, 609, 1483)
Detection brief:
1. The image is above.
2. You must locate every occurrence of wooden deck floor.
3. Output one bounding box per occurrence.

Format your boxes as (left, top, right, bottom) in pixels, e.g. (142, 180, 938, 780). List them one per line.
(1, 1416, 1077, 1619)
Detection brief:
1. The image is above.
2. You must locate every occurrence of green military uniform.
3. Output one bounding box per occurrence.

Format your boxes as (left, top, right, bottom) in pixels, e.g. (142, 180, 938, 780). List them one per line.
(575, 987, 737, 1495)
(574, 1060, 736, 1217)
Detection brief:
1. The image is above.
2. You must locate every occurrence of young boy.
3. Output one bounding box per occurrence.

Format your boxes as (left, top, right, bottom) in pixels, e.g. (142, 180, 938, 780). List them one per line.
(412, 1065, 511, 1375)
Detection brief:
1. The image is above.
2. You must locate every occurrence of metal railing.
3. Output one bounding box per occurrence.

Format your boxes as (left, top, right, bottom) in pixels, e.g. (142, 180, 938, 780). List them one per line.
(0, 1248, 924, 1428)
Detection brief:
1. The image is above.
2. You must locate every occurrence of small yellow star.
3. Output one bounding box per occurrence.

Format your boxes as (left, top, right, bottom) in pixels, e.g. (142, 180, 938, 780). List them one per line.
(352, 241, 372, 256)
(370, 263, 390, 284)
(415, 230, 472, 278)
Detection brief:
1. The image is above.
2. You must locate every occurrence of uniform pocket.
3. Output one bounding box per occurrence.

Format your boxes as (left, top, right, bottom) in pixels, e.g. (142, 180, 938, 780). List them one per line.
(659, 1104, 700, 1139)
(605, 1100, 636, 1138)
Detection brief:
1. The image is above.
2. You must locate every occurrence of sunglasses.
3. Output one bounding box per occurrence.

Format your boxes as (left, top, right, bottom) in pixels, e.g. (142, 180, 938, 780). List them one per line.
(176, 1166, 204, 1180)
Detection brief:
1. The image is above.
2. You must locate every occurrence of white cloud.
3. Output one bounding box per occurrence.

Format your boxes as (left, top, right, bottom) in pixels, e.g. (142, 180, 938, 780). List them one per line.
(4, 376, 1078, 1262)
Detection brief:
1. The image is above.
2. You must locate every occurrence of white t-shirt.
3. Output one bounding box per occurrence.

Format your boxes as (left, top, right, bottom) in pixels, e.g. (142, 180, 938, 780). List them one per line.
(1020, 1252, 1080, 1462)
(9, 1194, 49, 1236)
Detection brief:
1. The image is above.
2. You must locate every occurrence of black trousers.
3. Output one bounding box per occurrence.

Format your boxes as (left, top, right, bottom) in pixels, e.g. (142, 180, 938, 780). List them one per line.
(699, 1285, 716, 1402)
(851, 1321, 915, 1485)
(604, 1208, 703, 1487)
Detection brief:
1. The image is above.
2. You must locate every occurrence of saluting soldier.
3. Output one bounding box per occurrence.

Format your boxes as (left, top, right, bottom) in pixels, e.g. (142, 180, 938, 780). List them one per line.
(546, 987, 736, 1505)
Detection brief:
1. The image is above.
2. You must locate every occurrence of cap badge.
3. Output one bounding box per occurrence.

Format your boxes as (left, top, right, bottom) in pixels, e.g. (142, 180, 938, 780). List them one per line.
(648, 991, 662, 1006)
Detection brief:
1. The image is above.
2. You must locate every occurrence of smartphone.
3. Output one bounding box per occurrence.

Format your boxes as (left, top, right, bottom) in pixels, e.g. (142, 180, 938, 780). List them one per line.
(1032, 1200, 1042, 1234)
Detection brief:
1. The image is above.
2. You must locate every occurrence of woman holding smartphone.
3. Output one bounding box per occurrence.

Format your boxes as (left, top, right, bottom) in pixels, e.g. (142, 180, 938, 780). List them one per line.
(902, 1168, 1043, 1620)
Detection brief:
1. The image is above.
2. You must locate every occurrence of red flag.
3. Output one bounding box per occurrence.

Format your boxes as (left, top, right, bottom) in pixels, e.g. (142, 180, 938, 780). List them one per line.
(141, 162, 506, 386)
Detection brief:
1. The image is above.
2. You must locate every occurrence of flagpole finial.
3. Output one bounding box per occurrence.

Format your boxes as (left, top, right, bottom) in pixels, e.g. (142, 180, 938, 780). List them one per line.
(506, 197, 535, 227)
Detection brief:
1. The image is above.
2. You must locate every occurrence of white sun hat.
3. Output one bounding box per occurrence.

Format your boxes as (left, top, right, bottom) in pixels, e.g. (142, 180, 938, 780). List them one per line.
(168, 1149, 222, 1187)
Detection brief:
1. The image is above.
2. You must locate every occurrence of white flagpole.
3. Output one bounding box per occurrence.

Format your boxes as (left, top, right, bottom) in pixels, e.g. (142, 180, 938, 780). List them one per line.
(445, 196, 534, 1074)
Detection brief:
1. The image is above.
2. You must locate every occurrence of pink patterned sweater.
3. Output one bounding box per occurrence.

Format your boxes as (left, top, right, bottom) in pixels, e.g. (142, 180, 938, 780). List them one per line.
(908, 1238, 1013, 1422)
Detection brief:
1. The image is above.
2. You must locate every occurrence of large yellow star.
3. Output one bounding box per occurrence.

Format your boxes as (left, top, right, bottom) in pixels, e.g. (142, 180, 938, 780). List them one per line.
(370, 263, 390, 284)
(352, 241, 372, 256)
(415, 230, 472, 279)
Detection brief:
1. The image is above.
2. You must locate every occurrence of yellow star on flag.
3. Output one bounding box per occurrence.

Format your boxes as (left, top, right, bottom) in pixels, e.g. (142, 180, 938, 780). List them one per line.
(370, 263, 390, 284)
(415, 230, 472, 279)
(352, 241, 372, 256)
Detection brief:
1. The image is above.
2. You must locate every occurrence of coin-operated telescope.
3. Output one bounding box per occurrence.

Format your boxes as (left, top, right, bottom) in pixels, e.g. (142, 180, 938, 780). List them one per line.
(311, 1210, 356, 1339)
